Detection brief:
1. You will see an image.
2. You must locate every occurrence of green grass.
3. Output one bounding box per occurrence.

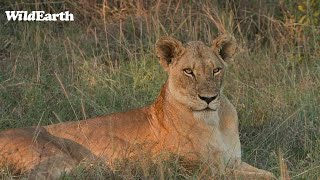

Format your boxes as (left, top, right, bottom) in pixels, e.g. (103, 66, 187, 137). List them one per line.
(0, 0, 319, 179)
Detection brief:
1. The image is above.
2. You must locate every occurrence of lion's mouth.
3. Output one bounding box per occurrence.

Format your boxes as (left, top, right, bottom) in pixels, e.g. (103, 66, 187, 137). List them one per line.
(194, 107, 217, 112)
(204, 107, 217, 111)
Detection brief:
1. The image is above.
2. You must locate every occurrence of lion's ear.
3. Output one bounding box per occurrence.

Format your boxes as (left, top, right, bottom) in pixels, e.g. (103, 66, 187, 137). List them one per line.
(212, 34, 237, 62)
(156, 36, 184, 71)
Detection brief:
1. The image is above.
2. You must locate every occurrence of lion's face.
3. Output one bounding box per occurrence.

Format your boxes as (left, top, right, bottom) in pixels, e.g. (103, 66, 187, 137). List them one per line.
(156, 35, 236, 111)
(167, 41, 225, 111)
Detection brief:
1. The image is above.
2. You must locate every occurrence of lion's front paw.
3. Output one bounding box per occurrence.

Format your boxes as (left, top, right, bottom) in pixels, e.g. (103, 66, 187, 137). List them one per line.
(227, 162, 277, 180)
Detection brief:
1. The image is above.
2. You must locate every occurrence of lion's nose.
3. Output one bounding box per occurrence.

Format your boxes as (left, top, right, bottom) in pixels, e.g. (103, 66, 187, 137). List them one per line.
(198, 95, 218, 104)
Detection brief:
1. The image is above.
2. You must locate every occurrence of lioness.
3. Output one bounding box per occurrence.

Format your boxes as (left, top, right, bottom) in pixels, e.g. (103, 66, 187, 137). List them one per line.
(0, 35, 275, 179)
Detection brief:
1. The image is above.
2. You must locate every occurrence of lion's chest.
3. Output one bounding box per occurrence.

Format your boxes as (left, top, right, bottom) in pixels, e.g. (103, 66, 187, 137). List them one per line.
(192, 111, 240, 165)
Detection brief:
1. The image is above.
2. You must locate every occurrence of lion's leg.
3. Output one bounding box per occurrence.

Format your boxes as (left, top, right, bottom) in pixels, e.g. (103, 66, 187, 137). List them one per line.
(0, 127, 78, 179)
(226, 162, 276, 180)
(25, 153, 77, 179)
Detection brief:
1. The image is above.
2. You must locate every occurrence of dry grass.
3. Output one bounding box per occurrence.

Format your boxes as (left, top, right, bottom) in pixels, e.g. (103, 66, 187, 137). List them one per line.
(0, 0, 319, 179)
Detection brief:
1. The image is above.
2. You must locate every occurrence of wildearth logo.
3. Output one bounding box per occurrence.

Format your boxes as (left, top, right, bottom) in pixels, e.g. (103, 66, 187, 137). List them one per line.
(5, 11, 74, 21)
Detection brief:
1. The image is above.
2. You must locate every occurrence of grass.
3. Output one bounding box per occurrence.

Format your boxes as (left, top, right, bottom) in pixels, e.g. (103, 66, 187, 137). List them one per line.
(0, 0, 319, 179)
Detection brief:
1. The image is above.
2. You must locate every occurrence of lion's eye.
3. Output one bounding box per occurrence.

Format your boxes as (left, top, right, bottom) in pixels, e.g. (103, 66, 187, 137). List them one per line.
(183, 68, 194, 76)
(213, 68, 222, 75)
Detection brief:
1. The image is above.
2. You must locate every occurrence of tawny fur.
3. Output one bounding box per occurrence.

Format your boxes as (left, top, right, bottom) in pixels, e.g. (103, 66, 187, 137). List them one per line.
(0, 35, 275, 179)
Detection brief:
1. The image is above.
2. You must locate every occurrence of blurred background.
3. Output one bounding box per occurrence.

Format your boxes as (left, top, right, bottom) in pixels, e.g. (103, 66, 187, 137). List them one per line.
(0, 0, 319, 179)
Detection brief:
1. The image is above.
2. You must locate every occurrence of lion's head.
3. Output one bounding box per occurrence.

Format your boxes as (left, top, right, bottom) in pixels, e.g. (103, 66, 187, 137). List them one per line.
(156, 34, 237, 111)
